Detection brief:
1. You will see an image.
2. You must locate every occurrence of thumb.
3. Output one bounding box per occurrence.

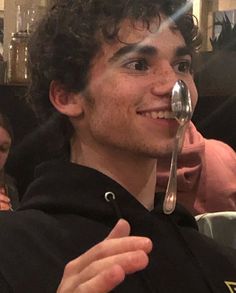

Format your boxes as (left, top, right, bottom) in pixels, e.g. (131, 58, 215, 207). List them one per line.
(106, 219, 131, 240)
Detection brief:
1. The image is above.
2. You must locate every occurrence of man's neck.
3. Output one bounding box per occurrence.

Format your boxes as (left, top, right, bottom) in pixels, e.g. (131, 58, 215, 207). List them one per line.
(71, 142, 157, 210)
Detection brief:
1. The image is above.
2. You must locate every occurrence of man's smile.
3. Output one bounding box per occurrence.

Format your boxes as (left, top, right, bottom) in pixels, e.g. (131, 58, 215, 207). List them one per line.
(137, 110, 175, 119)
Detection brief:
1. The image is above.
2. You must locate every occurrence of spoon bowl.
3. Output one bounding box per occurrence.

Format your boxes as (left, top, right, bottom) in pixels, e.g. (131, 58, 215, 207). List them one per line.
(171, 80, 193, 125)
(163, 80, 193, 215)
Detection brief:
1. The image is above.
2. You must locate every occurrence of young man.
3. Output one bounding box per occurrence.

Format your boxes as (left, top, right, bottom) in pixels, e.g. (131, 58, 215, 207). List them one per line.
(0, 0, 235, 292)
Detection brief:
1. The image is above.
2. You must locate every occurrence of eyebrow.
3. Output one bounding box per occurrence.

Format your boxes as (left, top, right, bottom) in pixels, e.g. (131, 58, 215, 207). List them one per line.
(108, 43, 192, 63)
(108, 44, 157, 63)
(176, 46, 192, 57)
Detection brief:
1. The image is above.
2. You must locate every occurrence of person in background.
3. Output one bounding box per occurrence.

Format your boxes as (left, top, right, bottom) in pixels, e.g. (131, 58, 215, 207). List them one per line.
(0, 113, 19, 210)
(0, 1, 235, 292)
(156, 121, 236, 215)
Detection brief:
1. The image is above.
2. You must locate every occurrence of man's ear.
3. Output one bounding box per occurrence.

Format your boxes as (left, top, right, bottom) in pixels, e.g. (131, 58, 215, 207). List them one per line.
(49, 80, 84, 117)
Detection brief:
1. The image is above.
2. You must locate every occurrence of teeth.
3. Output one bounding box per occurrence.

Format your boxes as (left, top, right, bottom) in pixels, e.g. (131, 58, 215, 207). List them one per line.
(151, 112, 159, 119)
(140, 111, 175, 119)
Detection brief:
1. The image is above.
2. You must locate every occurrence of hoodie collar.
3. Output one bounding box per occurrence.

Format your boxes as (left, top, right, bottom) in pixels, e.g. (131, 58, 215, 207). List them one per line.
(20, 159, 198, 230)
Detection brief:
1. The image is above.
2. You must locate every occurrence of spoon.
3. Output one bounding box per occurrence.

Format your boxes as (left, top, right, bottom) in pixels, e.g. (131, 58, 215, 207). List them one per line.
(163, 80, 193, 215)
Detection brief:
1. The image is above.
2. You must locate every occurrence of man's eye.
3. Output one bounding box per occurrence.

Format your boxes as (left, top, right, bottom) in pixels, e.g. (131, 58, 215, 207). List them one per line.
(125, 59, 149, 71)
(175, 61, 192, 73)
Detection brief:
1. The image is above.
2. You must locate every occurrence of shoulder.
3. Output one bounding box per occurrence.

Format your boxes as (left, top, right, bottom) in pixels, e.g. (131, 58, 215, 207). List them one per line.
(186, 227, 236, 267)
(204, 139, 236, 178)
(205, 138, 236, 160)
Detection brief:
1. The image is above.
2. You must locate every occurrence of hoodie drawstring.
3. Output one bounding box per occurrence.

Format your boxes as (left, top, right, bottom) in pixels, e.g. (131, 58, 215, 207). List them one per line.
(104, 191, 156, 292)
(104, 191, 123, 220)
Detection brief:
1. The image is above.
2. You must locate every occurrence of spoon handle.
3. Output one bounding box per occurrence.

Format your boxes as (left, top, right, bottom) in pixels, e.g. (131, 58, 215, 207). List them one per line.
(163, 125, 184, 214)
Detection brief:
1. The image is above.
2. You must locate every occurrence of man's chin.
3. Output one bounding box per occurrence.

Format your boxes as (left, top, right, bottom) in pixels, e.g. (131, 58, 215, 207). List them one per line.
(153, 144, 181, 159)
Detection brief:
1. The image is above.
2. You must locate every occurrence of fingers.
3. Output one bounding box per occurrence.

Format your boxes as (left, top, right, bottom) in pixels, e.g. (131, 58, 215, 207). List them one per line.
(0, 203, 12, 210)
(106, 219, 130, 239)
(58, 264, 125, 293)
(0, 194, 12, 210)
(0, 193, 11, 203)
(57, 220, 153, 293)
(76, 265, 125, 293)
(60, 245, 148, 292)
(68, 235, 152, 275)
(65, 219, 134, 274)
(75, 249, 149, 285)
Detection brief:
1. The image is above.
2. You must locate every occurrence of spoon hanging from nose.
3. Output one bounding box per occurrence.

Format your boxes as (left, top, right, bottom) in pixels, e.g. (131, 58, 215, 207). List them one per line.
(163, 79, 193, 215)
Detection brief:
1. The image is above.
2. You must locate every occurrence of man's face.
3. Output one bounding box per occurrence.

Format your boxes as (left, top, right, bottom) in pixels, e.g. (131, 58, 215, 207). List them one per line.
(0, 127, 11, 171)
(78, 17, 198, 159)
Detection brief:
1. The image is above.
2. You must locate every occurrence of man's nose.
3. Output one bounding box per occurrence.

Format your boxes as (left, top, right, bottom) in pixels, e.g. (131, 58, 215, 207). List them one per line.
(151, 61, 177, 97)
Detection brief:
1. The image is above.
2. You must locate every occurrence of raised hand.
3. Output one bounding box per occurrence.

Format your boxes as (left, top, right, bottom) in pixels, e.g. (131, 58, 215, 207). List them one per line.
(57, 219, 152, 293)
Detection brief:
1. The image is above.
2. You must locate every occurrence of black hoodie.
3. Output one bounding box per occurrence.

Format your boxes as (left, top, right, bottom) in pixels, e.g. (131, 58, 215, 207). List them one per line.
(0, 159, 235, 292)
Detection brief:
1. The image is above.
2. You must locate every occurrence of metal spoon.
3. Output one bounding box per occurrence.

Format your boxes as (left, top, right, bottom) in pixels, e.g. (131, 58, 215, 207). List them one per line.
(163, 80, 193, 215)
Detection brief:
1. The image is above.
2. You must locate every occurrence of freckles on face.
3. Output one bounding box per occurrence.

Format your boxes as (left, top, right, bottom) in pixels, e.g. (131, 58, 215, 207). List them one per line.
(0, 127, 11, 170)
(79, 18, 198, 157)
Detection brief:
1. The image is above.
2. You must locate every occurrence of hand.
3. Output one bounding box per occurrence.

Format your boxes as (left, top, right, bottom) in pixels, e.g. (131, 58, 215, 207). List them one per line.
(57, 219, 152, 293)
(0, 189, 12, 211)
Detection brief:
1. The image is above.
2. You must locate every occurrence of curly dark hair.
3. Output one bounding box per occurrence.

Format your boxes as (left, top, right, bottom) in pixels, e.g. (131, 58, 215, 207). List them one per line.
(27, 0, 201, 148)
